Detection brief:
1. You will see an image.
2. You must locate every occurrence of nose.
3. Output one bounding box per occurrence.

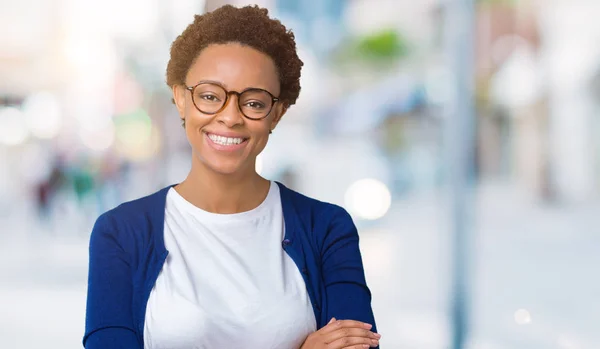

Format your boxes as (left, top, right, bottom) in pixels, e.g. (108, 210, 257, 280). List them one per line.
(215, 93, 244, 127)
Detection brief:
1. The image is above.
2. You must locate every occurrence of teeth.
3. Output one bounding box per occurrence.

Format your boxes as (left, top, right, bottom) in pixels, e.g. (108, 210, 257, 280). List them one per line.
(208, 133, 244, 145)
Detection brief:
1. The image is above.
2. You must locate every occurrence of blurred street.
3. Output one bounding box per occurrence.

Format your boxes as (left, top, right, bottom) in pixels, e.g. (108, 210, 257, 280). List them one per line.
(2, 181, 599, 348)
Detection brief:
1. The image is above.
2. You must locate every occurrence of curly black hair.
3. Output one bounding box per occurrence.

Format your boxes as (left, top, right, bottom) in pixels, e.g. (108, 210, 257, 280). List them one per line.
(167, 5, 303, 110)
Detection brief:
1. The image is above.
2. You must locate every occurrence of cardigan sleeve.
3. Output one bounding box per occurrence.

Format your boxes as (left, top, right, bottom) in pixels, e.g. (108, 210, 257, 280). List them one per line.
(83, 212, 141, 348)
(321, 205, 379, 345)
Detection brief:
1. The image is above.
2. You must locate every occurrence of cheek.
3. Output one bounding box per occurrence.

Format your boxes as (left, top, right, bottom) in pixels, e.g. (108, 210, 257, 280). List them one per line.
(183, 114, 206, 143)
(183, 94, 202, 119)
(184, 101, 196, 118)
(184, 107, 208, 129)
(184, 124, 196, 146)
(250, 129, 270, 153)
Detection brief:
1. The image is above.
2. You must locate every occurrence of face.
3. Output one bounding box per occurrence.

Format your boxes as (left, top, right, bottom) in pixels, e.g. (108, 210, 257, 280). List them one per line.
(173, 43, 286, 176)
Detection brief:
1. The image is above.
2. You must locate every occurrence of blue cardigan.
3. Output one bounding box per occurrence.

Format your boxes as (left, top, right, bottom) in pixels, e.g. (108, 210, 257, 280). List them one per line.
(83, 182, 378, 348)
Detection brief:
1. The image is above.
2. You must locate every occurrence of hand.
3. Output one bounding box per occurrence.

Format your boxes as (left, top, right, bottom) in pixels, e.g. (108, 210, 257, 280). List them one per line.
(300, 317, 381, 349)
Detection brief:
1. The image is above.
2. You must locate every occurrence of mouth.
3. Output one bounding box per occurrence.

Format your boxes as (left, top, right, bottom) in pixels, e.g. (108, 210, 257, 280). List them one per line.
(204, 132, 249, 151)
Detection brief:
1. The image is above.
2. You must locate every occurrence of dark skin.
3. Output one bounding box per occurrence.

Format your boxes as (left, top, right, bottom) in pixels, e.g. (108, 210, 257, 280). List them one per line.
(172, 43, 280, 214)
(172, 43, 380, 348)
(301, 318, 381, 349)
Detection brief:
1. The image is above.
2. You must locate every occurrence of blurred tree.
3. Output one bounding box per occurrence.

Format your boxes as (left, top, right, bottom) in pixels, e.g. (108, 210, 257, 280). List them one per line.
(356, 30, 409, 61)
(332, 29, 410, 69)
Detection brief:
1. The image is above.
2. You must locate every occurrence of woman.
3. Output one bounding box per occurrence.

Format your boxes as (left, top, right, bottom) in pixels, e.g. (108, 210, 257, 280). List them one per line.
(83, 5, 380, 349)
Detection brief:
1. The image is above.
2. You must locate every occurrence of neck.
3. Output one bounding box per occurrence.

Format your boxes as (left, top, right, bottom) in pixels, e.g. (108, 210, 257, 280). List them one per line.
(175, 156, 271, 214)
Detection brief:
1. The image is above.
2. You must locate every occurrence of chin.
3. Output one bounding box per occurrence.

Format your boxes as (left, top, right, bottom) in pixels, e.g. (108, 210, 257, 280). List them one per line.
(198, 155, 253, 177)
(210, 164, 245, 176)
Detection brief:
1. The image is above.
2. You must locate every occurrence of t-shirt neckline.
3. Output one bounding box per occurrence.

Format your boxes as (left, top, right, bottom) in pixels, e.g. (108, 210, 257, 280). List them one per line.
(167, 181, 278, 222)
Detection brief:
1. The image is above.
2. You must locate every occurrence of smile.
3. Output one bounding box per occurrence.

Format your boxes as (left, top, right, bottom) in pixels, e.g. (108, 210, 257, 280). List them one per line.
(207, 132, 248, 145)
(205, 132, 249, 152)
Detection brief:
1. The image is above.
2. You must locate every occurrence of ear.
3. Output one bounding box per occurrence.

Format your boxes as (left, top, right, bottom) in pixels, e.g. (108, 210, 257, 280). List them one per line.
(172, 84, 186, 121)
(269, 103, 288, 132)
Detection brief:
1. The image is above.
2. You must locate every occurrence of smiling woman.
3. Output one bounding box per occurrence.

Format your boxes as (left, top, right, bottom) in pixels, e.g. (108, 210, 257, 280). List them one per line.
(82, 5, 380, 349)
(174, 43, 283, 179)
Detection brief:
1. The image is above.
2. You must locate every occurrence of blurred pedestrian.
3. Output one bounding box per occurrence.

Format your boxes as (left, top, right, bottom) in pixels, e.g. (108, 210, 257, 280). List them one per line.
(34, 157, 66, 221)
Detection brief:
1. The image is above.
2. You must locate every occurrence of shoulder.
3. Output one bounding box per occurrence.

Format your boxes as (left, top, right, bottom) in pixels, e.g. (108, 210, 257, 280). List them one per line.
(276, 181, 355, 231)
(277, 183, 362, 265)
(102, 186, 170, 222)
(277, 181, 348, 213)
(90, 185, 172, 245)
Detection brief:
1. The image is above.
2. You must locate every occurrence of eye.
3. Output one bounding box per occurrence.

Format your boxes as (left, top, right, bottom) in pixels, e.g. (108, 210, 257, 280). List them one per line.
(199, 94, 220, 102)
(244, 101, 266, 109)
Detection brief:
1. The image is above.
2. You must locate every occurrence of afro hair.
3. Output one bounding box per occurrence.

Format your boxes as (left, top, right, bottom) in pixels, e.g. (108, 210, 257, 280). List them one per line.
(166, 5, 303, 108)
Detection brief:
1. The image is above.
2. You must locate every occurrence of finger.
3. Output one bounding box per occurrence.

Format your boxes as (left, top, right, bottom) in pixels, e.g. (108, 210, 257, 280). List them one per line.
(328, 336, 379, 349)
(319, 320, 372, 335)
(328, 317, 336, 324)
(337, 320, 373, 330)
(324, 328, 378, 344)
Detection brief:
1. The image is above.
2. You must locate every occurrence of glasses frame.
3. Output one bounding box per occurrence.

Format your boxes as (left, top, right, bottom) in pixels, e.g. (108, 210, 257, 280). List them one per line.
(184, 81, 280, 120)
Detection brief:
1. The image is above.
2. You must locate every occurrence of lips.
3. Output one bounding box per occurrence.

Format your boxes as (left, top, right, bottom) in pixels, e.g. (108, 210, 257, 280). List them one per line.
(204, 131, 249, 152)
(206, 132, 248, 145)
(205, 131, 249, 140)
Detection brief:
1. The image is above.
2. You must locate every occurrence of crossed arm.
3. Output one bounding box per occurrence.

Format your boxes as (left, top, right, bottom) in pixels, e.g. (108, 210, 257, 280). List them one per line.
(300, 206, 380, 349)
(83, 208, 380, 348)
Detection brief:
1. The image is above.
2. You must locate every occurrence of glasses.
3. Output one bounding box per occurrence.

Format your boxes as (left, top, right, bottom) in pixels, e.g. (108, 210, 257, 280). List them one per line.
(185, 82, 280, 120)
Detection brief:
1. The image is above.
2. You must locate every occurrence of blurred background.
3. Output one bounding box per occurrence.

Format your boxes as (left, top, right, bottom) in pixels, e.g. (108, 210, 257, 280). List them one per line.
(1, 0, 599, 348)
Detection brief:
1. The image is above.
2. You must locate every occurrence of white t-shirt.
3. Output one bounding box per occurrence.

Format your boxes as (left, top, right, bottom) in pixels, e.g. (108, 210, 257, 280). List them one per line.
(144, 182, 316, 349)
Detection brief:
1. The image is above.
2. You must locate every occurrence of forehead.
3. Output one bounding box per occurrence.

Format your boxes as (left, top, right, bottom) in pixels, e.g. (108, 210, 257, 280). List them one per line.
(186, 43, 280, 93)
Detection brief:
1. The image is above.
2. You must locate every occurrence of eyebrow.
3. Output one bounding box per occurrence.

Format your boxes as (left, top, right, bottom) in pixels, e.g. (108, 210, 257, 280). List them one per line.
(190, 79, 272, 92)
(194, 79, 227, 87)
